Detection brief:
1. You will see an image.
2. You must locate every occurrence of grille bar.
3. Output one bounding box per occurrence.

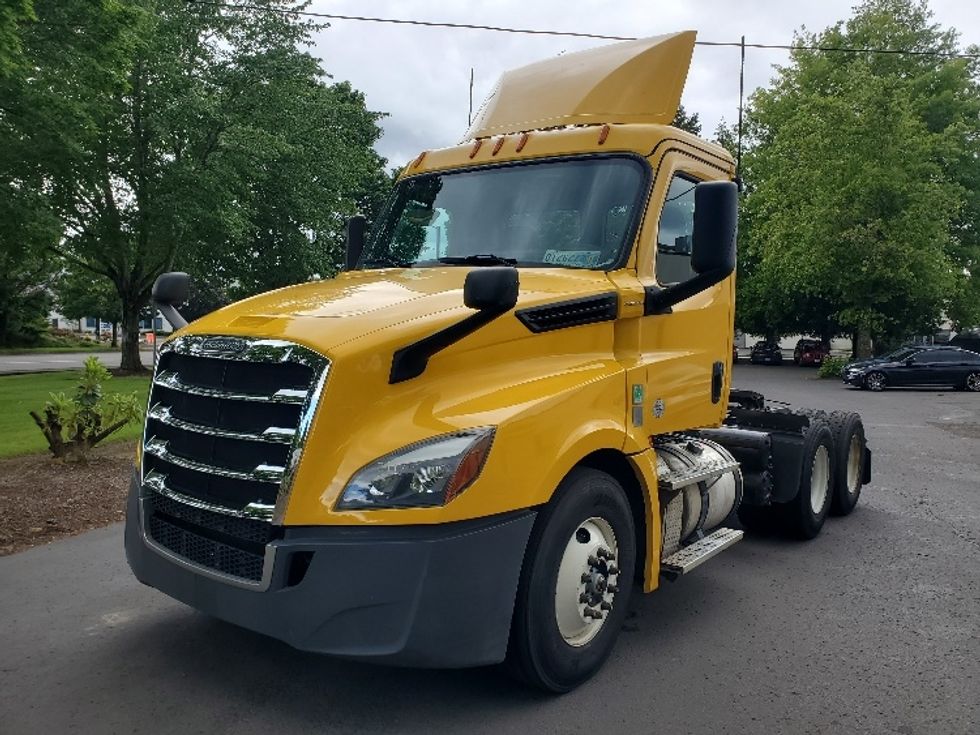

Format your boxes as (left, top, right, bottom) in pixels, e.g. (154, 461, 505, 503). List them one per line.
(144, 470, 275, 520)
(154, 370, 309, 404)
(147, 403, 296, 445)
(145, 436, 285, 484)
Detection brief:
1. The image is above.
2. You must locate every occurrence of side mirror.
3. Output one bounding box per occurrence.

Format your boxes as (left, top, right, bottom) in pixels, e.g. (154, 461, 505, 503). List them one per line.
(151, 272, 190, 330)
(345, 215, 367, 270)
(692, 181, 738, 276)
(645, 180, 738, 314)
(464, 266, 519, 313)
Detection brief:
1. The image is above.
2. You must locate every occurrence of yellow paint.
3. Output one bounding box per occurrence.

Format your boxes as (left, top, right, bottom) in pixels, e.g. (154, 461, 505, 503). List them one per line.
(161, 33, 738, 593)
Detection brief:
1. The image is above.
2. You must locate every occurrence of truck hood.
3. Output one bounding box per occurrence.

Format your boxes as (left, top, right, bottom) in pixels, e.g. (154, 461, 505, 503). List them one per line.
(184, 267, 616, 352)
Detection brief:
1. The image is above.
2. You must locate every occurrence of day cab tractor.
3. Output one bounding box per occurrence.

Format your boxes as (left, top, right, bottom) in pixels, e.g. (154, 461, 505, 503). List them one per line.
(125, 32, 872, 692)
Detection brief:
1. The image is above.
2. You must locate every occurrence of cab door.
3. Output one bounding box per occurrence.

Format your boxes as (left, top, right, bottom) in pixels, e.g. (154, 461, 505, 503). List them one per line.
(626, 148, 736, 435)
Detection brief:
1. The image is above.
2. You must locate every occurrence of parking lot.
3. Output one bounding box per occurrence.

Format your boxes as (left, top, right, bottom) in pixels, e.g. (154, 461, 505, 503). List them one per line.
(1, 364, 977, 734)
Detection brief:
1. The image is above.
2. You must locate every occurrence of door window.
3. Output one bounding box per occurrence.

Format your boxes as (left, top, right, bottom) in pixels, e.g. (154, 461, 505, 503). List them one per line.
(920, 350, 960, 363)
(656, 175, 698, 284)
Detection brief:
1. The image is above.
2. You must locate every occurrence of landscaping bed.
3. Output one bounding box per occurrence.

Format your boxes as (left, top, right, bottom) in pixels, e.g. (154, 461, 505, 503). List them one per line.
(0, 442, 135, 556)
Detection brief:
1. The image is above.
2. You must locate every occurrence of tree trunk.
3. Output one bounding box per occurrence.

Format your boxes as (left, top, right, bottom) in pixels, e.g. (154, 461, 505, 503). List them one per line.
(855, 328, 873, 359)
(111, 322, 118, 347)
(119, 304, 143, 372)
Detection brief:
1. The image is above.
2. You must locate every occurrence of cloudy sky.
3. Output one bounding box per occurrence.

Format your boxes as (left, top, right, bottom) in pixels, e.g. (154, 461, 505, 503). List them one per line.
(304, 0, 979, 167)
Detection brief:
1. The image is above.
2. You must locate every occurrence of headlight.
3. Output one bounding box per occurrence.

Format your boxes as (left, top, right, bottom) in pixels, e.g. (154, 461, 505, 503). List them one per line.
(336, 428, 495, 510)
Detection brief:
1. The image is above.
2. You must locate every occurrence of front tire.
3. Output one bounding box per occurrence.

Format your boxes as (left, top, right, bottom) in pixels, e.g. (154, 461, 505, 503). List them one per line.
(507, 468, 636, 693)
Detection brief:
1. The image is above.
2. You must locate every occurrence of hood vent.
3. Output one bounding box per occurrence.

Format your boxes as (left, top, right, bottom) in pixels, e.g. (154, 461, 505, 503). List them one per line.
(516, 293, 618, 333)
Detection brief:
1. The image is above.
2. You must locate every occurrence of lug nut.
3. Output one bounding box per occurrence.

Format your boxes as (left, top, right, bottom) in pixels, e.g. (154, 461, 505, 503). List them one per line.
(588, 555, 599, 566)
(607, 584, 619, 593)
(600, 601, 612, 611)
(579, 593, 589, 603)
(607, 564, 619, 575)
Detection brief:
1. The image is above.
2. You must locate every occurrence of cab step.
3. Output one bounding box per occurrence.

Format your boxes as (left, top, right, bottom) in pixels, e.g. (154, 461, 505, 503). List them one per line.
(657, 457, 740, 492)
(660, 527, 744, 579)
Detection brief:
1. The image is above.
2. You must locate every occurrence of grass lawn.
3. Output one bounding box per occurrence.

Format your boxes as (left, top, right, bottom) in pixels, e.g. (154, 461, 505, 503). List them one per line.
(0, 345, 117, 355)
(0, 370, 150, 458)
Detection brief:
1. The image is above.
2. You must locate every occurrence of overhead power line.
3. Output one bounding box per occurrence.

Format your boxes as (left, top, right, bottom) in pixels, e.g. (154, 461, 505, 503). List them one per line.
(184, 0, 980, 59)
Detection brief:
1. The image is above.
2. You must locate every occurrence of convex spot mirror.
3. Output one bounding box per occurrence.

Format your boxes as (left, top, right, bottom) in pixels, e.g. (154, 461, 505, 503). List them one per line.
(152, 272, 190, 306)
(464, 266, 519, 313)
(645, 180, 738, 314)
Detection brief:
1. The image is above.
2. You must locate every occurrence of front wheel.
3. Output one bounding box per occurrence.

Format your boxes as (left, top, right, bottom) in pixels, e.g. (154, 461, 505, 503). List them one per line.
(865, 371, 887, 391)
(507, 468, 636, 693)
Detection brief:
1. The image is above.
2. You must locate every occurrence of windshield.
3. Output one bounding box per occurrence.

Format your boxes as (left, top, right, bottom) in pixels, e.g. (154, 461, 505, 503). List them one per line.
(362, 156, 648, 270)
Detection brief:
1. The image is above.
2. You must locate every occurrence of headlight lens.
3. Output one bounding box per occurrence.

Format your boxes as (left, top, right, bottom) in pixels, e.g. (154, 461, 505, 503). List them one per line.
(336, 428, 495, 510)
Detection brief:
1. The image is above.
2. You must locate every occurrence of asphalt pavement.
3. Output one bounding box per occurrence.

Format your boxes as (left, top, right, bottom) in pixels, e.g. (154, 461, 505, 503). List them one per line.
(1, 364, 978, 734)
(0, 348, 158, 374)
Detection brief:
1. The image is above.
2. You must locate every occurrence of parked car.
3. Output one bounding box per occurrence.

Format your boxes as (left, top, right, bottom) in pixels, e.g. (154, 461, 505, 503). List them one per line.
(732, 344, 739, 364)
(842, 345, 980, 391)
(793, 338, 830, 367)
(749, 341, 783, 365)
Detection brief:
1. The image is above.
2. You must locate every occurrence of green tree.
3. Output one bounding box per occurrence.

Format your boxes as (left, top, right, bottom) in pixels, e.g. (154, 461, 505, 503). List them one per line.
(3, 0, 387, 371)
(736, 0, 980, 355)
(671, 103, 701, 135)
(55, 269, 122, 345)
(0, 0, 33, 76)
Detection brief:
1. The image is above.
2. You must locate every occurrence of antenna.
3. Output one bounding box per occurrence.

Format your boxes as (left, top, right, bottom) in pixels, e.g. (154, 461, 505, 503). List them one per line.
(737, 35, 746, 177)
(468, 67, 474, 127)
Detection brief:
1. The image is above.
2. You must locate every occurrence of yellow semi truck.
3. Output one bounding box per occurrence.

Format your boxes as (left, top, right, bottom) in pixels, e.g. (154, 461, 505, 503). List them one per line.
(125, 31, 871, 692)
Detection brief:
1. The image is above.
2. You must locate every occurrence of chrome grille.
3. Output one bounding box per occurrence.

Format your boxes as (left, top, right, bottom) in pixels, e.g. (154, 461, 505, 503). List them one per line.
(141, 335, 329, 525)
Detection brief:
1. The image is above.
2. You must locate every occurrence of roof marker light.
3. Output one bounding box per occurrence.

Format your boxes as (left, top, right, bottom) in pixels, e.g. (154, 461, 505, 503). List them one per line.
(492, 136, 506, 155)
(598, 124, 610, 144)
(516, 132, 529, 152)
(469, 139, 484, 158)
(412, 151, 427, 168)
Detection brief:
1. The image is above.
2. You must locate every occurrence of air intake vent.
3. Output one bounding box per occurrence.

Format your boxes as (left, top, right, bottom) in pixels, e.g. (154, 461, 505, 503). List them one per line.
(515, 292, 618, 333)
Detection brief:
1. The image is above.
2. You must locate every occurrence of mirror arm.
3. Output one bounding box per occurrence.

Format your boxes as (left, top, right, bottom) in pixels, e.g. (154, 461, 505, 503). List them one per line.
(643, 265, 733, 316)
(155, 302, 188, 330)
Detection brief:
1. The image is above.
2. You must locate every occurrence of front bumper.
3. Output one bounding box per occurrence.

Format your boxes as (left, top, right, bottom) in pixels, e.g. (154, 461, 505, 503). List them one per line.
(125, 473, 536, 668)
(842, 371, 865, 386)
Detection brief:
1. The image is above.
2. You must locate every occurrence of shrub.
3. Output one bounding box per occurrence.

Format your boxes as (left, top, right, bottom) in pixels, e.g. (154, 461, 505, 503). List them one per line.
(818, 355, 849, 378)
(30, 357, 144, 459)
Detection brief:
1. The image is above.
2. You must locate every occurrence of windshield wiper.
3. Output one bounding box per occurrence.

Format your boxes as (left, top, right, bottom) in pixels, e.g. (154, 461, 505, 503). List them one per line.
(437, 254, 518, 266)
(362, 256, 414, 268)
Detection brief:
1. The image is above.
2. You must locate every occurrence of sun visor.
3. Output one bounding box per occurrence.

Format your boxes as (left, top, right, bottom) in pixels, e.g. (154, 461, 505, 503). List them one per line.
(464, 31, 696, 140)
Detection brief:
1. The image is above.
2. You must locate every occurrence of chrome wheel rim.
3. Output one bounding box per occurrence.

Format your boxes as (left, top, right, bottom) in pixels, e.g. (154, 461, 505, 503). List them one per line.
(555, 517, 619, 647)
(810, 445, 831, 515)
(967, 373, 980, 392)
(866, 373, 885, 391)
(846, 435, 862, 496)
